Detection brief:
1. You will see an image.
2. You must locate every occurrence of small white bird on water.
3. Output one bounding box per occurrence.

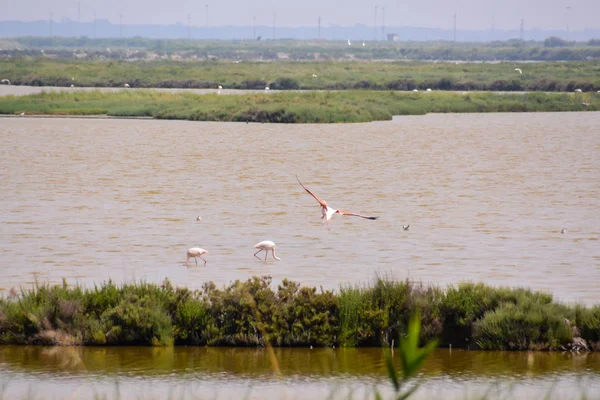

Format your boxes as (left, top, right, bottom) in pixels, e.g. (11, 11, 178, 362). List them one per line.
(296, 176, 378, 230)
(515, 68, 523, 74)
(265, 86, 270, 93)
(196, 216, 202, 222)
(403, 225, 410, 231)
(186, 247, 208, 266)
(574, 88, 582, 92)
(561, 228, 567, 234)
(124, 83, 130, 88)
(254, 240, 281, 261)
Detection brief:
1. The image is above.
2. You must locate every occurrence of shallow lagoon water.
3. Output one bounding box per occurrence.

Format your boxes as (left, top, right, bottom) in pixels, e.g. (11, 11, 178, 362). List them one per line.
(1, 112, 599, 399)
(1, 113, 599, 303)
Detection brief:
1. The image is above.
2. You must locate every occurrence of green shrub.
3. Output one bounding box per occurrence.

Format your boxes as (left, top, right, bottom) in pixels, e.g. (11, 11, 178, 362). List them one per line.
(473, 300, 573, 350)
(173, 298, 209, 344)
(575, 305, 600, 343)
(100, 294, 173, 345)
(439, 283, 500, 347)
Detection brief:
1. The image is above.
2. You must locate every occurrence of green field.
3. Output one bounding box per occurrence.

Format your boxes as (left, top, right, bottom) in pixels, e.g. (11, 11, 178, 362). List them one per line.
(0, 90, 597, 123)
(1, 57, 600, 91)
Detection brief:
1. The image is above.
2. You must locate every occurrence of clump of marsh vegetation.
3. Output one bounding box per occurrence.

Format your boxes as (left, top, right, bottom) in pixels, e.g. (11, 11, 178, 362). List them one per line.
(0, 276, 598, 350)
(0, 90, 598, 123)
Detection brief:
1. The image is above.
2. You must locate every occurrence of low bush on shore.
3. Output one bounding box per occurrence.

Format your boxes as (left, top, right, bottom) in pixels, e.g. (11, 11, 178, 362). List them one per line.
(1, 276, 598, 350)
(0, 90, 598, 123)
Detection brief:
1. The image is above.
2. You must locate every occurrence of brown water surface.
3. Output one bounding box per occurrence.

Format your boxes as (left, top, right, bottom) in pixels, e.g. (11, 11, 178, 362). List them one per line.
(0, 346, 598, 399)
(1, 114, 599, 303)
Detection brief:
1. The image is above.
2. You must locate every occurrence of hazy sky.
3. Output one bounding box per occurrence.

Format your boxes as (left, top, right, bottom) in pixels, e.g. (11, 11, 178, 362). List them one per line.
(2, 0, 599, 31)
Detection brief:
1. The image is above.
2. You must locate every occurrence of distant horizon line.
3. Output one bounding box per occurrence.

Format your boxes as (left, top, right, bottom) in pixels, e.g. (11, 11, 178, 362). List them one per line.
(2, 18, 599, 33)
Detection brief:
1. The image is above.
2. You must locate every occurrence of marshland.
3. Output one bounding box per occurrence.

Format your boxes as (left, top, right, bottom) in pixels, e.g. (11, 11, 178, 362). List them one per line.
(1, 37, 600, 399)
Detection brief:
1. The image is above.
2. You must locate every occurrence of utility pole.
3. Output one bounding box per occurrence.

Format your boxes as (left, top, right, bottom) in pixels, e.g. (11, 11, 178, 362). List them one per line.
(318, 16, 321, 39)
(453, 12, 457, 42)
(381, 7, 385, 41)
(519, 18, 525, 42)
(374, 6, 378, 41)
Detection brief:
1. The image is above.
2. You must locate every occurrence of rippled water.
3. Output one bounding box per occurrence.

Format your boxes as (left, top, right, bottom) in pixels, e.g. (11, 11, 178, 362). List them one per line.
(1, 113, 599, 303)
(1, 113, 600, 399)
(1, 346, 599, 399)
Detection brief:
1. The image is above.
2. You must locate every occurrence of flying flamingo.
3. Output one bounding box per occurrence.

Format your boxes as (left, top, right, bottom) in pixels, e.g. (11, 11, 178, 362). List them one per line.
(296, 176, 378, 230)
(254, 240, 281, 261)
(186, 247, 208, 266)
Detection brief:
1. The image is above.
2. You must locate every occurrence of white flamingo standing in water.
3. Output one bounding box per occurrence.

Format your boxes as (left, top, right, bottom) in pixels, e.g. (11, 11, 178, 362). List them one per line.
(296, 176, 378, 230)
(186, 247, 208, 266)
(254, 240, 281, 261)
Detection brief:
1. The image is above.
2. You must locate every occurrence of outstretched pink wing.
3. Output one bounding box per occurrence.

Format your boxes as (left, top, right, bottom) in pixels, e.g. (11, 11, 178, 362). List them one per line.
(337, 210, 378, 220)
(296, 176, 327, 208)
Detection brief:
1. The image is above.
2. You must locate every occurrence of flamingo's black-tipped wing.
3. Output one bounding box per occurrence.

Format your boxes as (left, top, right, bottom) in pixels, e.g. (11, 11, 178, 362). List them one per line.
(337, 210, 379, 220)
(296, 176, 327, 208)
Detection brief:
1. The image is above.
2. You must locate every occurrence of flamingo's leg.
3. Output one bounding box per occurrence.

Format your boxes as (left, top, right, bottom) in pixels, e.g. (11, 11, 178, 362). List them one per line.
(195, 257, 198, 265)
(254, 250, 262, 260)
(264, 251, 268, 261)
(200, 256, 207, 265)
(185, 256, 190, 266)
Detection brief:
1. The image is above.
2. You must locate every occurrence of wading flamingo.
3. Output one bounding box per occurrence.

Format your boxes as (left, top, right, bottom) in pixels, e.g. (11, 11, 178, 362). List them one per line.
(254, 240, 281, 261)
(186, 247, 208, 266)
(296, 176, 378, 230)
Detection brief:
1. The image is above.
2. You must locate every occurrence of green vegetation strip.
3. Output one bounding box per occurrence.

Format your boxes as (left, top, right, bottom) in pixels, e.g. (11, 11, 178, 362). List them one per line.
(1, 276, 599, 349)
(5, 36, 600, 61)
(2, 58, 600, 92)
(0, 90, 598, 123)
